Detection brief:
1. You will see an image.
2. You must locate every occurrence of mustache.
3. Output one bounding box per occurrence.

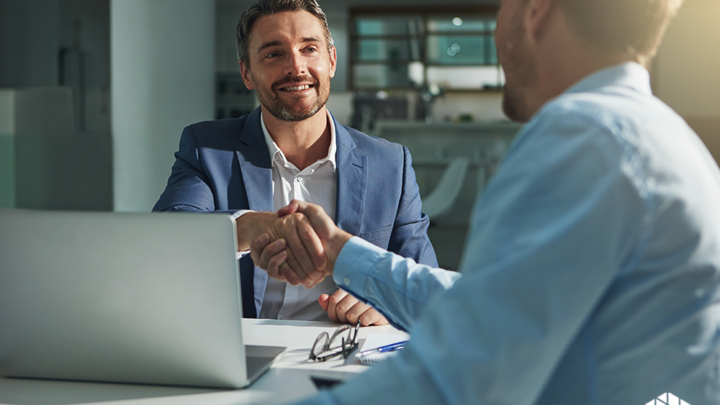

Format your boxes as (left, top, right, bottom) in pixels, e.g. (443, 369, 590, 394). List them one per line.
(273, 75, 316, 89)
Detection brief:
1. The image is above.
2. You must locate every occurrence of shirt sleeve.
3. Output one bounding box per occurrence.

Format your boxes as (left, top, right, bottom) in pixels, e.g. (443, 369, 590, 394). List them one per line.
(334, 237, 460, 331)
(293, 107, 648, 405)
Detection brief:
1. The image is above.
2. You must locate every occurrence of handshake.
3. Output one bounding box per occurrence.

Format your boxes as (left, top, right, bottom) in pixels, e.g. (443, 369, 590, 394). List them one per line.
(235, 200, 387, 326)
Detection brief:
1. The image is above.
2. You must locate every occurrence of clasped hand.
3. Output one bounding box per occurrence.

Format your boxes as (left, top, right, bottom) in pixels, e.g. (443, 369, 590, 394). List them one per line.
(248, 200, 387, 326)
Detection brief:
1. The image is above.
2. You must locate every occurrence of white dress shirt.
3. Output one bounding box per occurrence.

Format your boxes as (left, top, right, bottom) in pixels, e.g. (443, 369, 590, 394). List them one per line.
(250, 110, 339, 321)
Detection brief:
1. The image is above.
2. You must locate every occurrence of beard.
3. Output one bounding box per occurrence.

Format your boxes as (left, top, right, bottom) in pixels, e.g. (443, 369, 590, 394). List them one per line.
(498, 9, 538, 123)
(502, 75, 535, 123)
(254, 74, 330, 122)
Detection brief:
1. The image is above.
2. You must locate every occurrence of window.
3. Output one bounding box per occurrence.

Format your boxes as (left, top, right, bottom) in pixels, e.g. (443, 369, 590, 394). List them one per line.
(350, 7, 503, 91)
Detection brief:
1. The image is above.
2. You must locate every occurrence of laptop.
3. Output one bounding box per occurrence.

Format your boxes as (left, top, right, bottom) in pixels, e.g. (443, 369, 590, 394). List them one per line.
(0, 209, 285, 389)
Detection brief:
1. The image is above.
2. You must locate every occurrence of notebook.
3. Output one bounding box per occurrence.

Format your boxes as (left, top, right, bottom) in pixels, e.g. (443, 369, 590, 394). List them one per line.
(0, 209, 285, 389)
(356, 334, 409, 365)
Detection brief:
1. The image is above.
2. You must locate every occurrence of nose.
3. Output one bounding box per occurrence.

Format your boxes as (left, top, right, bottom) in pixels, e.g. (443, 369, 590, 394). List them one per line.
(283, 51, 307, 76)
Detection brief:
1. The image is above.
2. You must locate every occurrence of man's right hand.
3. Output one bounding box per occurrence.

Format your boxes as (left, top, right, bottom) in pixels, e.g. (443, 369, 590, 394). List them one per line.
(237, 211, 326, 288)
(250, 200, 352, 289)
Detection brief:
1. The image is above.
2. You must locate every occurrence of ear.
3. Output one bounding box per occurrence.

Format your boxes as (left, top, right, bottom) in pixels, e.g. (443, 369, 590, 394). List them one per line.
(239, 61, 256, 91)
(525, 0, 556, 43)
(328, 46, 337, 79)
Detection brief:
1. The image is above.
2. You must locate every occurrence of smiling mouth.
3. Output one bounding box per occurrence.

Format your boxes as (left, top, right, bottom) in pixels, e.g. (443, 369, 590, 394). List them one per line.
(279, 84, 314, 92)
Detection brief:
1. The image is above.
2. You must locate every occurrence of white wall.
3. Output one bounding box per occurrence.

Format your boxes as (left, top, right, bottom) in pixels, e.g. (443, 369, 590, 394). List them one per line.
(111, 0, 215, 212)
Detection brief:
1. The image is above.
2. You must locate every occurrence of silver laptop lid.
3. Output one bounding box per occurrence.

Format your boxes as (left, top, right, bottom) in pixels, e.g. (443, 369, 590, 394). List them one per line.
(0, 210, 251, 388)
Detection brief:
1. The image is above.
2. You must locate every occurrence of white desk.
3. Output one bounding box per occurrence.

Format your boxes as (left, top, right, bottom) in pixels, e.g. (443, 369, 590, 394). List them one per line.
(0, 319, 407, 405)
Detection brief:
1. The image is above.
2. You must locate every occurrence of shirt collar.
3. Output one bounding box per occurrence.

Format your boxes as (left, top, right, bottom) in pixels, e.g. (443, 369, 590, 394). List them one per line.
(260, 109, 337, 171)
(564, 62, 652, 96)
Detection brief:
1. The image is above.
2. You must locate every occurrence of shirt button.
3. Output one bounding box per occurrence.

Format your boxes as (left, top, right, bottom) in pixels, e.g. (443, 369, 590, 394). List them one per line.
(344, 278, 351, 286)
(296, 176, 302, 183)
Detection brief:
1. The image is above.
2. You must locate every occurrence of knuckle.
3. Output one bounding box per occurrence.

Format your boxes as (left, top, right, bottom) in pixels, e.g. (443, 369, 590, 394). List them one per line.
(284, 253, 298, 267)
(300, 227, 313, 239)
(289, 212, 303, 223)
(349, 307, 363, 319)
(292, 244, 306, 256)
(268, 258, 282, 270)
(281, 267, 296, 282)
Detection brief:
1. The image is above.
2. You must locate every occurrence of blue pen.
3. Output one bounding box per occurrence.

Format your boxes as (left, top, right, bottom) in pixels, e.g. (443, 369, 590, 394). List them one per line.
(358, 340, 409, 356)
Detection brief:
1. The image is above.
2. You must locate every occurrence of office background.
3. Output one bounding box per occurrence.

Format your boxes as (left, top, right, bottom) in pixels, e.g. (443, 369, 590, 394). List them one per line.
(0, 0, 718, 270)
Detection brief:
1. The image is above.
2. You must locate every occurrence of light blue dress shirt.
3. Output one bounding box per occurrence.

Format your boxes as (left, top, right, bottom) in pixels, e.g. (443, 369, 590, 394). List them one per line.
(292, 63, 720, 405)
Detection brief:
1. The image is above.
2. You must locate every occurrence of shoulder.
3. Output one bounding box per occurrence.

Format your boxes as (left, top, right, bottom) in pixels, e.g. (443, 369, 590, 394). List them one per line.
(337, 124, 406, 158)
(533, 89, 687, 146)
(178, 116, 252, 151)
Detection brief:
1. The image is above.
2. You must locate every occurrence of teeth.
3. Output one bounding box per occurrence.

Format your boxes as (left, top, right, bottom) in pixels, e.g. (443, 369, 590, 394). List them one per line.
(285, 85, 310, 91)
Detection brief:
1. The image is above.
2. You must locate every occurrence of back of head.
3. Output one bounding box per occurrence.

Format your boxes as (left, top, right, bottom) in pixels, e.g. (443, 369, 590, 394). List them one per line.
(236, 0, 333, 67)
(557, 0, 684, 67)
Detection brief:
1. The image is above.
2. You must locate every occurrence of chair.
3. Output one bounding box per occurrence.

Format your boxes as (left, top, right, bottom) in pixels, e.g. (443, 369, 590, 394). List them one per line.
(421, 157, 470, 220)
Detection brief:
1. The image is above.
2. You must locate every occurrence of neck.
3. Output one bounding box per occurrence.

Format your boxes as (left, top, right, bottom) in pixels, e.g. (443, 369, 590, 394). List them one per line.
(262, 107, 332, 170)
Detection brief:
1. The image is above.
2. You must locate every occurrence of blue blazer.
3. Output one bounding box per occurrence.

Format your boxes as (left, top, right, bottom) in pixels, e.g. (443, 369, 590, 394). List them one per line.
(154, 107, 437, 317)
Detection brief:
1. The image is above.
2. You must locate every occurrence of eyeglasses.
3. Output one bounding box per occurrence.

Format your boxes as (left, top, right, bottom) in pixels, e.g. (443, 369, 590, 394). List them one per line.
(308, 323, 360, 362)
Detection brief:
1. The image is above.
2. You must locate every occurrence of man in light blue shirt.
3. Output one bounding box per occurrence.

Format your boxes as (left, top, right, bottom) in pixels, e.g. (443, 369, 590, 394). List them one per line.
(251, 0, 720, 403)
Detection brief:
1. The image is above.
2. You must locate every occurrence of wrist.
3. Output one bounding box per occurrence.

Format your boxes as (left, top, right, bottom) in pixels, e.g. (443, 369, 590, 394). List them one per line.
(324, 229, 352, 276)
(235, 211, 276, 251)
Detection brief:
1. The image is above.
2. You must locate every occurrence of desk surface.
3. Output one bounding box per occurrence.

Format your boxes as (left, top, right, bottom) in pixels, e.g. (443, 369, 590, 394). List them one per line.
(0, 319, 408, 405)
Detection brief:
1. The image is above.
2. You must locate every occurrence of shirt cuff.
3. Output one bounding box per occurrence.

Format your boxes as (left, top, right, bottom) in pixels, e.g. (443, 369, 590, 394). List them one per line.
(333, 237, 387, 297)
(232, 210, 255, 259)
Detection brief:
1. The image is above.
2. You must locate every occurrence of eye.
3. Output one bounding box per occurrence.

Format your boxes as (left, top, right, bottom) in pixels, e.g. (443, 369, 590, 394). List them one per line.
(304, 46, 319, 53)
(265, 51, 280, 59)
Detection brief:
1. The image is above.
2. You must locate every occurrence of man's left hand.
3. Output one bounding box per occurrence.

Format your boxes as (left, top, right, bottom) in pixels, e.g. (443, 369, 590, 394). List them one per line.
(319, 289, 389, 326)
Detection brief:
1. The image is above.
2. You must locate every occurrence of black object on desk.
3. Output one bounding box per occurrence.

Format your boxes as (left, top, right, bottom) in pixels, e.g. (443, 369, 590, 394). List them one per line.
(310, 376, 345, 389)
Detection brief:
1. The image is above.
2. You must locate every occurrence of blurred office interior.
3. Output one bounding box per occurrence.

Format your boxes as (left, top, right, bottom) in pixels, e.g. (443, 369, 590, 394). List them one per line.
(0, 0, 718, 270)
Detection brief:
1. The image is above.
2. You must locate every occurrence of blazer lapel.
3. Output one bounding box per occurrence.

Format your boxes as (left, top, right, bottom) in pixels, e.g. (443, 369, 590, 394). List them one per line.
(334, 118, 367, 237)
(235, 107, 273, 213)
(233, 107, 272, 317)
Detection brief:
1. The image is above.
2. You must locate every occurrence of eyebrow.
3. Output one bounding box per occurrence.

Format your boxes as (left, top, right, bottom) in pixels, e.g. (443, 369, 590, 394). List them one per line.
(256, 36, 323, 53)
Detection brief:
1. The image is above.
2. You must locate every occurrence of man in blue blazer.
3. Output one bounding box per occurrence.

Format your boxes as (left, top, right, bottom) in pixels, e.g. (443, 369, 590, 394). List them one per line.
(153, 0, 437, 324)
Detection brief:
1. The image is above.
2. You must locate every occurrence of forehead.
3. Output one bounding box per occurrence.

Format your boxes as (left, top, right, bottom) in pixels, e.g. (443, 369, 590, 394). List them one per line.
(248, 10, 327, 47)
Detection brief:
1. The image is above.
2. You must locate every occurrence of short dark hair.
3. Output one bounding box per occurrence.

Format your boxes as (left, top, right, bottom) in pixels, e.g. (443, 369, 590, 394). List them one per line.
(236, 0, 334, 68)
(558, 0, 684, 66)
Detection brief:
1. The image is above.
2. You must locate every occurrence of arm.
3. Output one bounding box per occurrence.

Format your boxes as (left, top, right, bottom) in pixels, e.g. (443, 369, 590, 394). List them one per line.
(317, 145, 437, 326)
(316, 146, 437, 326)
(153, 125, 217, 214)
(291, 112, 646, 405)
(153, 126, 325, 283)
(333, 237, 459, 331)
(253, 201, 458, 329)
